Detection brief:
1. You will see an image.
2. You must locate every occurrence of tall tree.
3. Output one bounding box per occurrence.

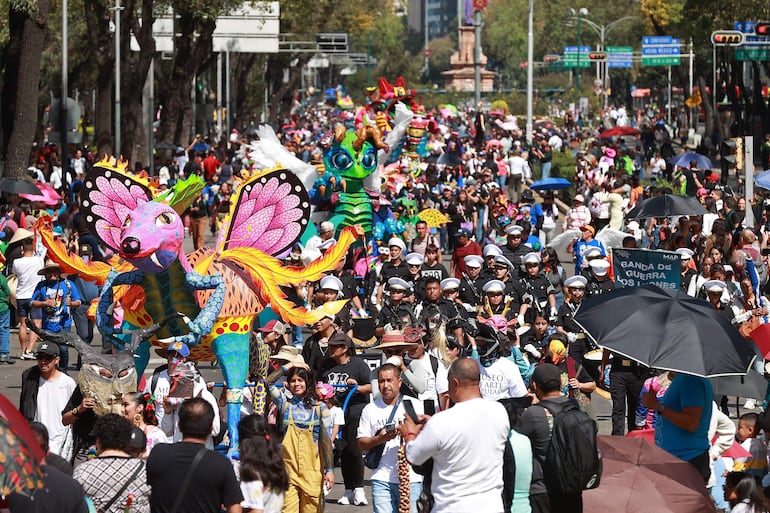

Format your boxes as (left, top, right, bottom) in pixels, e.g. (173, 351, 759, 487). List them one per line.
(0, 0, 52, 177)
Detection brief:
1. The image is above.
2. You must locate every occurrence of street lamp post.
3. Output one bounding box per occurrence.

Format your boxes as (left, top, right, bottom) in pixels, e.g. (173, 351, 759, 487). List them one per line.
(572, 8, 587, 92)
(526, 0, 533, 145)
(568, 14, 638, 108)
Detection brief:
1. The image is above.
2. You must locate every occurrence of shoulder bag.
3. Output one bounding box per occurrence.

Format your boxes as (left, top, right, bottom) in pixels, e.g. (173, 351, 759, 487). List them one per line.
(364, 395, 402, 470)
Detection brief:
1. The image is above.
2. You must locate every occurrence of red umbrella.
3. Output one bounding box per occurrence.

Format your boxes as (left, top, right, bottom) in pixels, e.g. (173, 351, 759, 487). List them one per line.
(627, 427, 751, 459)
(584, 435, 716, 513)
(0, 394, 45, 497)
(18, 182, 61, 206)
(599, 126, 640, 138)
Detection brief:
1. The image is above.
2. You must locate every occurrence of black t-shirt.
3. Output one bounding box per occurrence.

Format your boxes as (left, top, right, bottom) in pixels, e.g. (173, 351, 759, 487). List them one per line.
(515, 396, 572, 496)
(7, 465, 88, 513)
(420, 262, 449, 281)
(320, 356, 371, 418)
(64, 388, 97, 452)
(146, 441, 242, 513)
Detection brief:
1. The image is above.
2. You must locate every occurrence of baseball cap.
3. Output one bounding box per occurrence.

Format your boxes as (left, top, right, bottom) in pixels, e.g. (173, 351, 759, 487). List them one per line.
(36, 342, 60, 358)
(580, 225, 596, 236)
(327, 331, 353, 348)
(531, 363, 562, 391)
(168, 341, 190, 358)
(259, 320, 287, 336)
(319, 221, 335, 233)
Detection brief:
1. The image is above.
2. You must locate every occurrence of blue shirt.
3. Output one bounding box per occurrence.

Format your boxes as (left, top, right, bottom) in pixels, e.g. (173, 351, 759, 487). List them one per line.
(655, 373, 713, 461)
(574, 239, 606, 271)
(31, 278, 81, 332)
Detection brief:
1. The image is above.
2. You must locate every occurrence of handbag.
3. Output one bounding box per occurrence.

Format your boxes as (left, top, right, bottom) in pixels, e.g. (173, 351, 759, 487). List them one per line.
(364, 395, 402, 470)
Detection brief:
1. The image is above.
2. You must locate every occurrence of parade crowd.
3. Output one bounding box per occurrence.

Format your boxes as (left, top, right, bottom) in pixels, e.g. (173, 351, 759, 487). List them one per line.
(6, 102, 770, 513)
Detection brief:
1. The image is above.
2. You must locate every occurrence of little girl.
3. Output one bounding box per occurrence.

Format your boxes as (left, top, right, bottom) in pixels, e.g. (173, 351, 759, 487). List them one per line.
(316, 382, 344, 441)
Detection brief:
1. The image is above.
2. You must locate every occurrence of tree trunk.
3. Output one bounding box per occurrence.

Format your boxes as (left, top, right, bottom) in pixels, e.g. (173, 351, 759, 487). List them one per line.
(230, 53, 258, 130)
(698, 75, 714, 145)
(1, 0, 51, 178)
(266, 55, 309, 125)
(83, 0, 115, 156)
(156, 9, 216, 146)
(120, 0, 155, 163)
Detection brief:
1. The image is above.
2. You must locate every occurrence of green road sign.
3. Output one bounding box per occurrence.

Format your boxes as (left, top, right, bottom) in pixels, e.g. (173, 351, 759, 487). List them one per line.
(606, 46, 634, 53)
(735, 47, 770, 61)
(642, 56, 681, 66)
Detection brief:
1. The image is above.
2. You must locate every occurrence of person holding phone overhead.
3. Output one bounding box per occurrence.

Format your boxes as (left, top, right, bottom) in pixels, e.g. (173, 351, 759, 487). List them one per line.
(358, 363, 424, 513)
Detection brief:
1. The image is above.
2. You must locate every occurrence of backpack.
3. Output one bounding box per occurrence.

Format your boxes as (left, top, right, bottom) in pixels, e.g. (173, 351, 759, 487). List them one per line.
(587, 194, 603, 218)
(540, 398, 602, 494)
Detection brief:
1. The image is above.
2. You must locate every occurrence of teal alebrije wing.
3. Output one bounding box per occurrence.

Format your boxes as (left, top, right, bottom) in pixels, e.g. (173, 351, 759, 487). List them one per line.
(156, 174, 206, 215)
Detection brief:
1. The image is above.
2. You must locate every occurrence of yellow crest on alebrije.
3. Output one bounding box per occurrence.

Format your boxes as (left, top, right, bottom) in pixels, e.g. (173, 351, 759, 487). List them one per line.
(94, 154, 132, 173)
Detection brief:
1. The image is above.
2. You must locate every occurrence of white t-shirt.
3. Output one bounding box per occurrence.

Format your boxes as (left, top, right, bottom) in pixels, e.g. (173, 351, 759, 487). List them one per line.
(12, 255, 45, 299)
(358, 397, 424, 484)
(477, 358, 528, 400)
(35, 372, 77, 458)
(406, 397, 509, 513)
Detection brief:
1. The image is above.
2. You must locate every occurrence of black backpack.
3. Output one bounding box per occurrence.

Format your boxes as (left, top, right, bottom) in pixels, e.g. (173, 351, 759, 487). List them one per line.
(540, 399, 602, 494)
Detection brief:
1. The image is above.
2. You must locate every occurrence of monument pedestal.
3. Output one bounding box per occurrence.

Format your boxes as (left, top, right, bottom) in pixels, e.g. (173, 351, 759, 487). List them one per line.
(441, 26, 495, 92)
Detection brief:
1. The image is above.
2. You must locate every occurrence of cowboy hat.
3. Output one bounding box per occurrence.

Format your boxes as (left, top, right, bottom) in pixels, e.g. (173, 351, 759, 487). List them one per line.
(37, 260, 61, 275)
(373, 331, 418, 351)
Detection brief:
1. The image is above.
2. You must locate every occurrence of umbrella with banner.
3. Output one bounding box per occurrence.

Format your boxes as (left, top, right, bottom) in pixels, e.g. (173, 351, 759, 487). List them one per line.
(0, 178, 42, 196)
(530, 177, 572, 191)
(574, 285, 756, 377)
(669, 151, 715, 170)
(626, 194, 708, 220)
(598, 126, 640, 138)
(584, 435, 717, 513)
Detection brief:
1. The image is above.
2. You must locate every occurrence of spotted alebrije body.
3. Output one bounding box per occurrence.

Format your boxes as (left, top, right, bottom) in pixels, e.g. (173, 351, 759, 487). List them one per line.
(42, 157, 356, 453)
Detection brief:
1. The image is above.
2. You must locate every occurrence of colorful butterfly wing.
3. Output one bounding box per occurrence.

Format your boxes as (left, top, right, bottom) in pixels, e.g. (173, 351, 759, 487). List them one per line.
(80, 163, 154, 251)
(218, 169, 310, 257)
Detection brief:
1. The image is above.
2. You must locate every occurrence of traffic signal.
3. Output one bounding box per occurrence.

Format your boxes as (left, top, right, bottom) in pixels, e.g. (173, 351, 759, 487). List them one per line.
(588, 52, 607, 61)
(544, 54, 561, 63)
(755, 22, 770, 36)
(711, 31, 744, 45)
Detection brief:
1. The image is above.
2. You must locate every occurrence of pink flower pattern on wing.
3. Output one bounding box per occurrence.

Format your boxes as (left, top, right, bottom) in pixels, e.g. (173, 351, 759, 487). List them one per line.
(222, 174, 306, 256)
(88, 176, 152, 250)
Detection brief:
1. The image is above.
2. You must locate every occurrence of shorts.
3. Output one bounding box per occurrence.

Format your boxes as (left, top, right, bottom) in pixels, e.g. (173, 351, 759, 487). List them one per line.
(16, 299, 41, 320)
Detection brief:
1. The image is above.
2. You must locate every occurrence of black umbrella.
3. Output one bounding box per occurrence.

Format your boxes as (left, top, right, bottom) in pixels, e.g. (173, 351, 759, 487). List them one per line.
(436, 153, 463, 167)
(626, 194, 707, 220)
(0, 178, 42, 196)
(574, 285, 756, 377)
(154, 142, 179, 151)
(711, 368, 768, 400)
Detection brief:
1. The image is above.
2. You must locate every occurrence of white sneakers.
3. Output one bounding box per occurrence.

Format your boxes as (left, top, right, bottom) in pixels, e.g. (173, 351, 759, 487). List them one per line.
(353, 487, 368, 506)
(337, 488, 368, 506)
(337, 490, 353, 505)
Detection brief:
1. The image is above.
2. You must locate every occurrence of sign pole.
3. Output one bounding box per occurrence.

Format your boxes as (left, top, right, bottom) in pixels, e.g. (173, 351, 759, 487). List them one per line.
(746, 135, 755, 228)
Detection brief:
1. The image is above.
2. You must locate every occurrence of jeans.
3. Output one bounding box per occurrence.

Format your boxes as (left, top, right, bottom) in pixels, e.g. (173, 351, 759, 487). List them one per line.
(541, 162, 551, 180)
(0, 310, 9, 356)
(292, 324, 303, 347)
(371, 480, 422, 513)
(56, 326, 71, 371)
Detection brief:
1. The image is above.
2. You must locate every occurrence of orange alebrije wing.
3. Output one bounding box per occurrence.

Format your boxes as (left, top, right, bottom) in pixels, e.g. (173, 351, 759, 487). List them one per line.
(34, 219, 134, 285)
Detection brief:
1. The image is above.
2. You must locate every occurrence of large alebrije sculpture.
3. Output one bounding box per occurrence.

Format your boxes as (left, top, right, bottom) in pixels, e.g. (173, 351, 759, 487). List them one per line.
(314, 125, 388, 241)
(37, 157, 358, 451)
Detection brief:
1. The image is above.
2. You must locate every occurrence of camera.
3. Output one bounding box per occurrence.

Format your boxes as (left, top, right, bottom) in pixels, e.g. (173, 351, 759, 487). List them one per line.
(43, 306, 56, 318)
(384, 422, 397, 433)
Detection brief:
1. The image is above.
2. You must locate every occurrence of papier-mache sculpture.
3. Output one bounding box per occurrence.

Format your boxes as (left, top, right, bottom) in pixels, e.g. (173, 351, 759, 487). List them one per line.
(36, 157, 359, 450)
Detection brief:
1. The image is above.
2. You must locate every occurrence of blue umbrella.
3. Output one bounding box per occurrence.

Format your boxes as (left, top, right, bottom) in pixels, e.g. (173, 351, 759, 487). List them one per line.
(669, 152, 715, 170)
(755, 170, 770, 190)
(530, 177, 572, 191)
